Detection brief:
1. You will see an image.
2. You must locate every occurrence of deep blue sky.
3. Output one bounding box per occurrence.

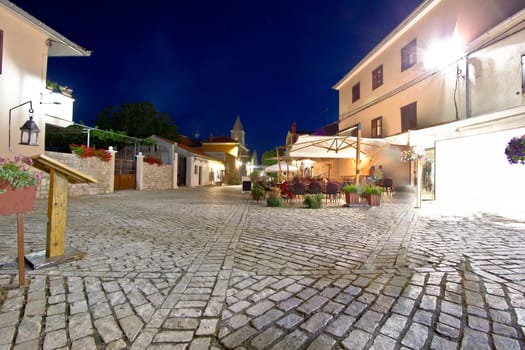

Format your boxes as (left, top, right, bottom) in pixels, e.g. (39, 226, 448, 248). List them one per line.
(14, 0, 423, 158)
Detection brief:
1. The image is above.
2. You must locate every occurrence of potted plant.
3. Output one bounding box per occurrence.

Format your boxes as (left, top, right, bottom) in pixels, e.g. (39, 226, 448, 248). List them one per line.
(70, 144, 112, 162)
(251, 184, 265, 203)
(303, 193, 323, 209)
(342, 183, 361, 205)
(266, 187, 282, 207)
(0, 156, 42, 215)
(364, 185, 383, 206)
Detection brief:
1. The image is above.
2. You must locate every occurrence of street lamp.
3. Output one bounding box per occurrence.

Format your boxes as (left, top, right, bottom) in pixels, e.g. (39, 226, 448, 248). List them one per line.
(9, 100, 40, 149)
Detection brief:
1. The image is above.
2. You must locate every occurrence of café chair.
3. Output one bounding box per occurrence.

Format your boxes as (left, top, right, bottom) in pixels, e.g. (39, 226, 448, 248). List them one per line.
(309, 181, 322, 195)
(293, 182, 306, 203)
(325, 182, 340, 204)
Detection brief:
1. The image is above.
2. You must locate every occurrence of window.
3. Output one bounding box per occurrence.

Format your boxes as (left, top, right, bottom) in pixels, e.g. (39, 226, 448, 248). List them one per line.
(401, 39, 417, 71)
(522, 55, 525, 93)
(0, 30, 3, 75)
(371, 117, 382, 137)
(352, 82, 360, 102)
(372, 65, 383, 90)
(401, 102, 417, 132)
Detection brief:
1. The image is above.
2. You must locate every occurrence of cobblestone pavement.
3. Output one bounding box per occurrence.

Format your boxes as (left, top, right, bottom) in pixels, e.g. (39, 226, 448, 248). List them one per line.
(0, 186, 524, 350)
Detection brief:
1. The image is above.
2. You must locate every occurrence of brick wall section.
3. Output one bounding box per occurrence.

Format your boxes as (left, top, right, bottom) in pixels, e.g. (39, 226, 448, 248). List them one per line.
(142, 163, 174, 191)
(36, 151, 113, 199)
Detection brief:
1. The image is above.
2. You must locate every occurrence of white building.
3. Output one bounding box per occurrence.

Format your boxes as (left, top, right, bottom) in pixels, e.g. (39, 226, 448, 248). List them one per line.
(0, 0, 90, 159)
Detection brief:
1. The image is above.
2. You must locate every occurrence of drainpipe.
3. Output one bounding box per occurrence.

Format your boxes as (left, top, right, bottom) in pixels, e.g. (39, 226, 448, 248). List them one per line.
(465, 54, 471, 119)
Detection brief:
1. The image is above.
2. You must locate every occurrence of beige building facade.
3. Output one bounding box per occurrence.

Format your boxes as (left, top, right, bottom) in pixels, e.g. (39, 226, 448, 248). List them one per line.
(333, 0, 525, 211)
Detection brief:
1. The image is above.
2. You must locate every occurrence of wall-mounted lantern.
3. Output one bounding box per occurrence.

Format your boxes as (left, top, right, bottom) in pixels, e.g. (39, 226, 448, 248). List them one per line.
(9, 100, 39, 149)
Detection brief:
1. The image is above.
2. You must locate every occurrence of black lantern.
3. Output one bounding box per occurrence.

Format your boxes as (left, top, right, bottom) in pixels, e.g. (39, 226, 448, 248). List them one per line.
(19, 109, 39, 146)
(8, 100, 40, 149)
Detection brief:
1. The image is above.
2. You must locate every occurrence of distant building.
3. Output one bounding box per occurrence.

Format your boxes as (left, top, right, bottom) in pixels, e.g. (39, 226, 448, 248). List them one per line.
(165, 115, 253, 186)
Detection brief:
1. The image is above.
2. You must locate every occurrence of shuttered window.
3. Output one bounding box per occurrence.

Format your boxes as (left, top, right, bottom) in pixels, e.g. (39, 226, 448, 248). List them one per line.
(352, 82, 360, 103)
(371, 117, 382, 137)
(401, 102, 417, 132)
(372, 65, 383, 90)
(401, 39, 417, 71)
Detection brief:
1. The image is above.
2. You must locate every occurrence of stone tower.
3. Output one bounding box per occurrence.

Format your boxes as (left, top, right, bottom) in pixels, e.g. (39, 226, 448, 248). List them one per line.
(230, 115, 245, 146)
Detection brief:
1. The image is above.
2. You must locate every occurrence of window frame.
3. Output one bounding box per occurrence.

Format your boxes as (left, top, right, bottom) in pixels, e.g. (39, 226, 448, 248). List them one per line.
(401, 39, 417, 71)
(352, 82, 360, 103)
(371, 117, 383, 138)
(400, 102, 417, 132)
(372, 65, 383, 90)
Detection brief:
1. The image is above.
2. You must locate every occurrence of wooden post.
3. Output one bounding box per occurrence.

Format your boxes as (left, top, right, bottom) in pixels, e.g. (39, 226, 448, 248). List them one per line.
(46, 168, 68, 257)
(17, 212, 25, 287)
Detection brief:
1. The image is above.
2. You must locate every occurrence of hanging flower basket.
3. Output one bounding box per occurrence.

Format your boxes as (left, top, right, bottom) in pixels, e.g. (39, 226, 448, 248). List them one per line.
(504, 135, 525, 165)
(400, 146, 425, 162)
(0, 185, 37, 215)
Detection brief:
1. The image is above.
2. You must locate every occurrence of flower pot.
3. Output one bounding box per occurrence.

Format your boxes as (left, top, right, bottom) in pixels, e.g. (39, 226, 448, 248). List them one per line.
(367, 193, 381, 206)
(345, 192, 360, 205)
(0, 185, 37, 215)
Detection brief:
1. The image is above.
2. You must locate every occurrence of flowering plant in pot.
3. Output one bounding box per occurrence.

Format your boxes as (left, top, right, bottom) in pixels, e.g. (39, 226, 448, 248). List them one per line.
(70, 144, 112, 162)
(504, 135, 525, 165)
(342, 183, 362, 205)
(0, 156, 42, 215)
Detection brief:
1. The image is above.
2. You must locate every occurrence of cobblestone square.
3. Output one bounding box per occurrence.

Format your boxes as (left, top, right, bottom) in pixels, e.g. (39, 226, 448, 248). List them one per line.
(1, 186, 524, 349)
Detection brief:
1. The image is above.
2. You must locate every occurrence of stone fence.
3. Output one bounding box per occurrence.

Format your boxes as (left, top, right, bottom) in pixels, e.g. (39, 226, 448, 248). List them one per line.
(35, 150, 177, 199)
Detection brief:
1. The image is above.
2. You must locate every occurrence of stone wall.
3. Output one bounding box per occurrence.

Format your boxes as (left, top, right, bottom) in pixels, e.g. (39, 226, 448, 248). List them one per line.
(36, 151, 114, 199)
(142, 162, 174, 191)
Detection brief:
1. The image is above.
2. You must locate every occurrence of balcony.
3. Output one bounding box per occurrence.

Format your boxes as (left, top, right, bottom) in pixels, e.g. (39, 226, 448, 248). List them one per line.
(41, 90, 74, 128)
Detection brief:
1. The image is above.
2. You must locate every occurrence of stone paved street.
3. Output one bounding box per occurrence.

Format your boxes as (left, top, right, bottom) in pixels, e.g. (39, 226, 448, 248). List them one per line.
(0, 186, 524, 349)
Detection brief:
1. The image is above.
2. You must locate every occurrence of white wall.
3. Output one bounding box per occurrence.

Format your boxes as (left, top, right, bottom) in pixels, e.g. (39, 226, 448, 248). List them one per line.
(0, 6, 49, 158)
(435, 127, 525, 215)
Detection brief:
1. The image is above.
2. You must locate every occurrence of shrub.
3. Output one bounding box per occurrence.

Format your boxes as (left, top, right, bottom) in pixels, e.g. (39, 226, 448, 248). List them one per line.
(364, 185, 383, 195)
(342, 183, 361, 193)
(251, 184, 265, 202)
(266, 196, 281, 207)
(303, 193, 323, 209)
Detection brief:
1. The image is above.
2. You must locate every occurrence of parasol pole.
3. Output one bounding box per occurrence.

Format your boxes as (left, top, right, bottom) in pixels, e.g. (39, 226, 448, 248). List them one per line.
(355, 123, 361, 185)
(276, 147, 282, 182)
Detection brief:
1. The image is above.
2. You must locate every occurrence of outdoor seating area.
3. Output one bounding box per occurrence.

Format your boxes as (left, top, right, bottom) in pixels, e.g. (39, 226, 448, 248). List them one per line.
(250, 172, 396, 208)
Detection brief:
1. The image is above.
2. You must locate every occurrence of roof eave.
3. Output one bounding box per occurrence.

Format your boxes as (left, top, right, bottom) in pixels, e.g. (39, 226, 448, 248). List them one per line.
(0, 0, 91, 57)
(333, 0, 436, 90)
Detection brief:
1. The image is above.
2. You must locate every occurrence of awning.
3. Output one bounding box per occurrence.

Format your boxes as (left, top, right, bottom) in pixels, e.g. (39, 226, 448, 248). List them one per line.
(287, 134, 389, 159)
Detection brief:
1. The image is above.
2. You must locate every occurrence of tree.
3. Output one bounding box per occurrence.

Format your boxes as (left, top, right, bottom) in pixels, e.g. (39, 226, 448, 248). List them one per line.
(95, 102, 179, 140)
(261, 147, 286, 166)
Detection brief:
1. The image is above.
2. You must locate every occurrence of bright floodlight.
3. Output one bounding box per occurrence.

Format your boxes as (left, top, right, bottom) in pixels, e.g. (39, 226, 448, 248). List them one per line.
(424, 36, 463, 70)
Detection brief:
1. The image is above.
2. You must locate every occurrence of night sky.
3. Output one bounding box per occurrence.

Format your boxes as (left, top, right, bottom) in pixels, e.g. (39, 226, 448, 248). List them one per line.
(13, 0, 424, 159)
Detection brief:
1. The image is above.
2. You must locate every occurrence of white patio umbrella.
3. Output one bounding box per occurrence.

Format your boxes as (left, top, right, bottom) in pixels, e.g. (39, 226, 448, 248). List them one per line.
(264, 161, 298, 173)
(288, 134, 382, 159)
